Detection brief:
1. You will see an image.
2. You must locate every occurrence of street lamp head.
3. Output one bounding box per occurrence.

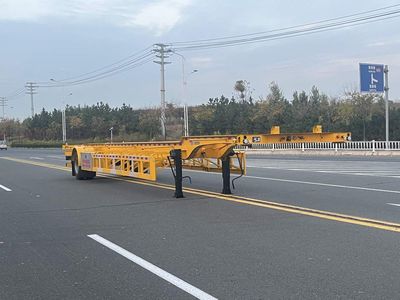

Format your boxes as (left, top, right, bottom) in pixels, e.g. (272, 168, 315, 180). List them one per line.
(192, 69, 198, 73)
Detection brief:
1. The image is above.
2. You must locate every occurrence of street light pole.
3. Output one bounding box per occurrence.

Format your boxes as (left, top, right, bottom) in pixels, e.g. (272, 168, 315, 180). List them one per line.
(62, 93, 72, 143)
(174, 52, 198, 137)
(50, 79, 71, 144)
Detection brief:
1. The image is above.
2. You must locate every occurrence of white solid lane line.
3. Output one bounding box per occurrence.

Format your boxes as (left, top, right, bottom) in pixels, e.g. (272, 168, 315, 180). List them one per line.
(387, 203, 400, 207)
(247, 165, 400, 178)
(88, 234, 217, 300)
(0, 184, 12, 192)
(183, 169, 400, 195)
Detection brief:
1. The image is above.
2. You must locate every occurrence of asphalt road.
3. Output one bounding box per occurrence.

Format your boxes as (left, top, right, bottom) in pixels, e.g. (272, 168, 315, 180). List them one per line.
(1, 148, 400, 299)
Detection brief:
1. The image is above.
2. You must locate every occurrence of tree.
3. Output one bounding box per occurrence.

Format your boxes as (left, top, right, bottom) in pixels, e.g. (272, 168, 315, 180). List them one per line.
(266, 82, 290, 130)
(138, 108, 161, 140)
(291, 90, 309, 131)
(347, 91, 375, 141)
(234, 80, 252, 101)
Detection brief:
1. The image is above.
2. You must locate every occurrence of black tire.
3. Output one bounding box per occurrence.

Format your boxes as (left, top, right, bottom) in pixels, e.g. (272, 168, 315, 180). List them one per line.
(72, 153, 85, 180)
(72, 151, 96, 180)
(85, 170, 96, 180)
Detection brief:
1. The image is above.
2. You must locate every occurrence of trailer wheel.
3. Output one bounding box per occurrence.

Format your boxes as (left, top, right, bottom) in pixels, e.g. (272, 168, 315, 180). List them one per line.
(85, 171, 96, 180)
(71, 150, 96, 180)
(72, 151, 85, 180)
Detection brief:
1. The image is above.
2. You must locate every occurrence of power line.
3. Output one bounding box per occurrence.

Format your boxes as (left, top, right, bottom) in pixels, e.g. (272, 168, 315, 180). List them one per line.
(56, 56, 155, 87)
(174, 15, 400, 52)
(171, 4, 400, 45)
(173, 13, 400, 50)
(48, 45, 153, 83)
(37, 51, 154, 87)
(170, 5, 400, 51)
(2, 49, 155, 119)
(5, 87, 26, 100)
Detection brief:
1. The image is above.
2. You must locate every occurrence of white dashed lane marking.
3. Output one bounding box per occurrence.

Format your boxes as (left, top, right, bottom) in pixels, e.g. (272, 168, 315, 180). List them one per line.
(0, 184, 12, 192)
(88, 234, 218, 300)
(29, 157, 44, 160)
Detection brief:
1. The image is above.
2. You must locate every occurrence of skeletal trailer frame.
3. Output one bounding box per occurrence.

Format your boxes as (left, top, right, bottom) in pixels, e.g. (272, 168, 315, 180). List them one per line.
(64, 135, 246, 197)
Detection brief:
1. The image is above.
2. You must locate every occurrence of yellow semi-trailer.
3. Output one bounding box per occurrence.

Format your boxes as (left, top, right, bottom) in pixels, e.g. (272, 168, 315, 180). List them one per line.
(63, 135, 246, 197)
(237, 125, 352, 146)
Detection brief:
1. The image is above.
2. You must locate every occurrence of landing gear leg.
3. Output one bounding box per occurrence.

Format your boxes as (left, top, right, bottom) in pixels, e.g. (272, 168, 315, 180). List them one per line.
(222, 157, 232, 194)
(170, 149, 184, 198)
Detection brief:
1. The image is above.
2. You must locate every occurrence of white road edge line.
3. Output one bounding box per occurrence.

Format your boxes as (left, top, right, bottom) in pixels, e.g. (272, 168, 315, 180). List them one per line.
(387, 203, 400, 207)
(46, 155, 65, 160)
(0, 184, 12, 192)
(182, 169, 400, 194)
(29, 157, 44, 160)
(87, 234, 217, 300)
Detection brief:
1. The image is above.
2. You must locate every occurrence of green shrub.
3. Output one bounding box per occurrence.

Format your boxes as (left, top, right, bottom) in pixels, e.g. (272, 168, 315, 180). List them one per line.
(10, 140, 63, 148)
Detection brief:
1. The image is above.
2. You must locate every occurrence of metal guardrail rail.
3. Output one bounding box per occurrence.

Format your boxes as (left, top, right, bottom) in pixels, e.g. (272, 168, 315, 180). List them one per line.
(236, 141, 400, 152)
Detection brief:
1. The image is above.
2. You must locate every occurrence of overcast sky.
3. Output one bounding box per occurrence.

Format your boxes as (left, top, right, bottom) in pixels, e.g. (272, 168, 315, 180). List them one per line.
(1, 0, 400, 119)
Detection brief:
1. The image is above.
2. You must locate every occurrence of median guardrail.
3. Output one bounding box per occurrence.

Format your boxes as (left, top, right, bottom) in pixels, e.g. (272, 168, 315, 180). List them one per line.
(236, 140, 400, 153)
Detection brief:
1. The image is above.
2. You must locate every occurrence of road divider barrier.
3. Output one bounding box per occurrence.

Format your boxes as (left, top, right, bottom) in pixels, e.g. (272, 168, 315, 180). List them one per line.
(236, 140, 400, 154)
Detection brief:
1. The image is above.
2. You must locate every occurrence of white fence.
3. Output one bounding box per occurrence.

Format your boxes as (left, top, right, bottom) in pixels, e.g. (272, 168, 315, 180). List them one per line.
(236, 141, 400, 152)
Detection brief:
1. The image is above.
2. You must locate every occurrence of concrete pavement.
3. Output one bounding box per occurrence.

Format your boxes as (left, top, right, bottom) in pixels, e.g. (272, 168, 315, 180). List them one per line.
(1, 148, 400, 299)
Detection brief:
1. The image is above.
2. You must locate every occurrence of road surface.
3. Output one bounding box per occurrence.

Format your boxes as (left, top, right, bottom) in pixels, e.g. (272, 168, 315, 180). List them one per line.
(1, 148, 400, 299)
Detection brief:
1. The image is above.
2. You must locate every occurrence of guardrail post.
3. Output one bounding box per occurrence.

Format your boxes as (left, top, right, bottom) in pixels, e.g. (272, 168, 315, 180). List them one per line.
(170, 149, 184, 198)
(302, 143, 305, 152)
(222, 156, 232, 194)
(372, 140, 375, 153)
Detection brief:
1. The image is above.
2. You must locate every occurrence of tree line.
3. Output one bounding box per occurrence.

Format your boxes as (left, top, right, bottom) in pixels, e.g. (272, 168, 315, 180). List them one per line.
(1, 82, 399, 143)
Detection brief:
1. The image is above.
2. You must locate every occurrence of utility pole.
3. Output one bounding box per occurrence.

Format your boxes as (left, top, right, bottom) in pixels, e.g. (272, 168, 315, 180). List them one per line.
(153, 44, 171, 140)
(25, 82, 38, 117)
(0, 97, 7, 121)
(384, 65, 389, 148)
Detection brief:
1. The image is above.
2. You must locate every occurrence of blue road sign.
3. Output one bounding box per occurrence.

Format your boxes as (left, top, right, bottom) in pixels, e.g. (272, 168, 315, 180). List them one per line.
(360, 63, 384, 93)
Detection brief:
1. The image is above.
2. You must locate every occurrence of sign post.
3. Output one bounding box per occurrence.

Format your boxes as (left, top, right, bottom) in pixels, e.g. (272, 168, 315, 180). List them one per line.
(359, 63, 389, 147)
(384, 65, 389, 148)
